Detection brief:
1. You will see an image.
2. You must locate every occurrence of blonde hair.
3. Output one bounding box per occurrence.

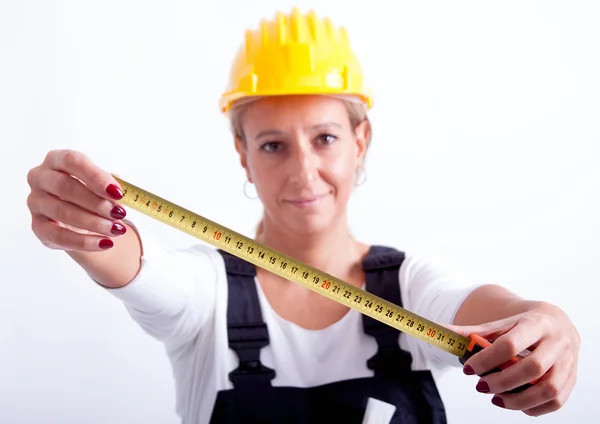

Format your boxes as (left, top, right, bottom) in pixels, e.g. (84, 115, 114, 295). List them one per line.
(228, 95, 372, 235)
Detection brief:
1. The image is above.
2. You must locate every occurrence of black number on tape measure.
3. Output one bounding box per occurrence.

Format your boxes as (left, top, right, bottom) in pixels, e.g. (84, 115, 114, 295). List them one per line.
(291, 267, 298, 274)
(385, 309, 393, 318)
(396, 315, 404, 323)
(247, 246, 254, 254)
(180, 215, 185, 222)
(313, 277, 320, 284)
(448, 338, 455, 346)
(280, 262, 287, 269)
(157, 205, 162, 212)
(258, 251, 265, 259)
(332, 285, 340, 294)
(169, 211, 173, 218)
(123, 189, 128, 196)
(236, 241, 243, 249)
(146, 200, 150, 207)
(437, 334, 445, 342)
(343, 290, 351, 299)
(406, 319, 415, 327)
(269, 256, 276, 265)
(353, 295, 362, 304)
(192, 221, 196, 228)
(225, 236, 231, 244)
(302, 272, 309, 279)
(458, 342, 466, 351)
(134, 194, 139, 202)
(365, 300, 373, 308)
(375, 305, 383, 313)
(417, 324, 425, 332)
(202, 225, 207, 233)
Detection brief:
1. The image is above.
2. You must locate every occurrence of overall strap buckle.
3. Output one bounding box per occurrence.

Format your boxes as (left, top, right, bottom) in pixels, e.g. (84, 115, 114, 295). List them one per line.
(228, 323, 275, 386)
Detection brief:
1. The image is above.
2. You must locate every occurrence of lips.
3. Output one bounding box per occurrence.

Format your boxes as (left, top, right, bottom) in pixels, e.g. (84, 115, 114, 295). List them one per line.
(285, 193, 329, 208)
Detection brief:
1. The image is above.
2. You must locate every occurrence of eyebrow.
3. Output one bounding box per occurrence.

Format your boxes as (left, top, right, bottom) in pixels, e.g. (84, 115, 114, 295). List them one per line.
(254, 122, 343, 139)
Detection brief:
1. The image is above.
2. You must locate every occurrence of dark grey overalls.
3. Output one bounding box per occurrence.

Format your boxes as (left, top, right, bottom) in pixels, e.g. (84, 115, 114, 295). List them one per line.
(209, 246, 447, 423)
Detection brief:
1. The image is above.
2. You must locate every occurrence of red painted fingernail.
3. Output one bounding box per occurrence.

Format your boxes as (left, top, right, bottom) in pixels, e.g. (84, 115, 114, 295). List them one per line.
(492, 397, 505, 408)
(99, 239, 114, 249)
(111, 222, 126, 235)
(110, 205, 126, 220)
(476, 381, 490, 393)
(463, 365, 475, 375)
(106, 184, 123, 200)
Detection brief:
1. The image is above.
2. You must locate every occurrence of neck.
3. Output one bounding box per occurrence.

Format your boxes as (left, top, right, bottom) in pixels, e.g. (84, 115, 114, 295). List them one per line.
(256, 215, 360, 278)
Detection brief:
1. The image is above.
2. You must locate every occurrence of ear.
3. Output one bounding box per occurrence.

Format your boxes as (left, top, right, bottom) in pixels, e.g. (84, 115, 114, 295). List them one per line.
(234, 136, 253, 182)
(354, 119, 370, 164)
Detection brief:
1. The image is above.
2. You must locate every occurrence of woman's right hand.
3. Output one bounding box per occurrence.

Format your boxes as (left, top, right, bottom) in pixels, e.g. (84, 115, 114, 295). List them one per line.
(27, 149, 128, 252)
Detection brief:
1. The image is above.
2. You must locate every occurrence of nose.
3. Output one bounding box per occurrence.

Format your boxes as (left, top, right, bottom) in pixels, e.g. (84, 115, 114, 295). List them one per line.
(288, 143, 318, 186)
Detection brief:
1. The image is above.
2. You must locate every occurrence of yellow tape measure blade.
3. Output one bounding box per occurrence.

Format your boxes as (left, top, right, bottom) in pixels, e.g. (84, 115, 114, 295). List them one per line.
(113, 176, 470, 357)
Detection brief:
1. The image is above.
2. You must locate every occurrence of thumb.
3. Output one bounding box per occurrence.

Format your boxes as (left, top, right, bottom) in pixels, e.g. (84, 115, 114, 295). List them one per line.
(440, 314, 522, 341)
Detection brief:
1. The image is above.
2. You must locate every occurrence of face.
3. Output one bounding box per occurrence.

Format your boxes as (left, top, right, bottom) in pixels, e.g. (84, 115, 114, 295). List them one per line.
(235, 95, 369, 234)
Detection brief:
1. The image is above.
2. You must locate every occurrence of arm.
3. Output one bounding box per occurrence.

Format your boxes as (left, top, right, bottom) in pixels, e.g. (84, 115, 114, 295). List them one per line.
(91, 218, 219, 346)
(399, 252, 579, 417)
(452, 284, 542, 326)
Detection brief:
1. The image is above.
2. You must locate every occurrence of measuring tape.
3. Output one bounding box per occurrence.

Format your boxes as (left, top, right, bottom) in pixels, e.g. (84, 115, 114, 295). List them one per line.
(113, 176, 469, 356)
(112, 176, 540, 391)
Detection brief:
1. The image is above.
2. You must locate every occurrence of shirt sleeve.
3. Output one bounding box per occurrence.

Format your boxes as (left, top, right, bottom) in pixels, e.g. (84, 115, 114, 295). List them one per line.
(398, 252, 484, 370)
(96, 218, 220, 348)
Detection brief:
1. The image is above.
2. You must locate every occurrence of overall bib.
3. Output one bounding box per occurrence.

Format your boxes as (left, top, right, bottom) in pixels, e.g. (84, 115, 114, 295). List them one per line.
(209, 246, 447, 423)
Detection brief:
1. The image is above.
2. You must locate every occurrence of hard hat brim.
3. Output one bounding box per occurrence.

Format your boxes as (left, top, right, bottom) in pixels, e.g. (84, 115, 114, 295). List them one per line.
(220, 89, 373, 114)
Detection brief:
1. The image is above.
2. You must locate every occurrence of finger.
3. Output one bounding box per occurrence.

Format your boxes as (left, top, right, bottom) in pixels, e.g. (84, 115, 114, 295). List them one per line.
(42, 150, 123, 200)
(520, 366, 576, 416)
(491, 356, 571, 410)
(29, 191, 127, 237)
(35, 167, 127, 220)
(477, 337, 564, 394)
(31, 215, 115, 251)
(464, 316, 545, 375)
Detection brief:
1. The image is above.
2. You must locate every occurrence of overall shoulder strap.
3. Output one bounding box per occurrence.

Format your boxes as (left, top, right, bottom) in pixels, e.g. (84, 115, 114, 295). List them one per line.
(362, 245, 413, 375)
(218, 249, 275, 387)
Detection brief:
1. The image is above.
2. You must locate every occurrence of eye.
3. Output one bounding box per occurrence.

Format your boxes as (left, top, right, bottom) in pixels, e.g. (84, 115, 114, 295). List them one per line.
(261, 141, 283, 153)
(317, 134, 337, 145)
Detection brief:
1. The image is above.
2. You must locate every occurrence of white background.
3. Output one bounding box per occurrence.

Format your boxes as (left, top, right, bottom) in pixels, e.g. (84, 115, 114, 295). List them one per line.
(1, 0, 598, 422)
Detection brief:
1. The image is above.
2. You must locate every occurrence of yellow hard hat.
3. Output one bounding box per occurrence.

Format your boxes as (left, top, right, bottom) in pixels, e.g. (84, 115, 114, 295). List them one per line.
(219, 8, 373, 113)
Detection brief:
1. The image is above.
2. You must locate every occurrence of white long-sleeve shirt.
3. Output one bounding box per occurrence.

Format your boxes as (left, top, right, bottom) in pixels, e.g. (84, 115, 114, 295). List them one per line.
(97, 219, 482, 424)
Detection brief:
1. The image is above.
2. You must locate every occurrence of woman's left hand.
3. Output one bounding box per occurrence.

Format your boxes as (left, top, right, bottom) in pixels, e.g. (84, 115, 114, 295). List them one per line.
(447, 302, 580, 416)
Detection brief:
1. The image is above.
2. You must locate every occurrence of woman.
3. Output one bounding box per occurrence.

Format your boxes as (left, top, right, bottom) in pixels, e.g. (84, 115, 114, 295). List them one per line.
(26, 8, 579, 424)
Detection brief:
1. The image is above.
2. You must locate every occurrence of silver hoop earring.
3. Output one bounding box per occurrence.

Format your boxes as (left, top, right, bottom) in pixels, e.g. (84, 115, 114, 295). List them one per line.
(355, 164, 367, 186)
(243, 180, 258, 199)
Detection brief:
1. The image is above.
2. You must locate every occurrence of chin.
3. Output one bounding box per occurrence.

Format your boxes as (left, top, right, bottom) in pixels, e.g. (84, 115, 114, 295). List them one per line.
(291, 218, 332, 234)
(278, 210, 339, 235)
